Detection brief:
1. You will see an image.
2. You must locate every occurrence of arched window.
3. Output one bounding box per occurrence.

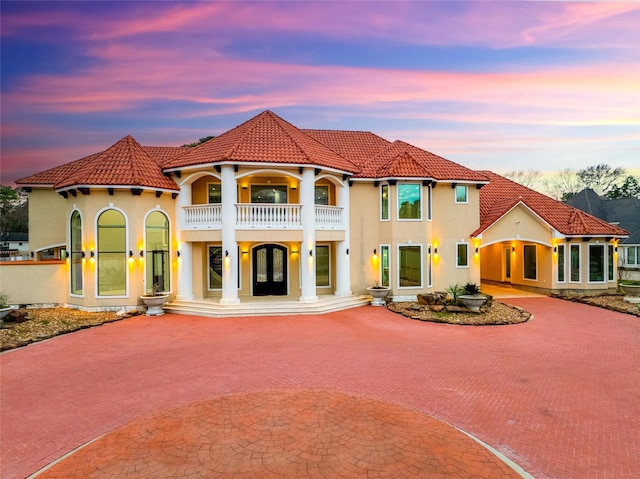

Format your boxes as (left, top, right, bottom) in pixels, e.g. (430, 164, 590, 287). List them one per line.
(97, 209, 126, 296)
(145, 211, 170, 293)
(70, 211, 83, 295)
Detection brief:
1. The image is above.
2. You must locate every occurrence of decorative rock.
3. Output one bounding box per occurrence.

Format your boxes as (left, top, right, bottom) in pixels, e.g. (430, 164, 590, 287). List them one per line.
(445, 305, 468, 313)
(7, 309, 29, 323)
(430, 305, 444, 312)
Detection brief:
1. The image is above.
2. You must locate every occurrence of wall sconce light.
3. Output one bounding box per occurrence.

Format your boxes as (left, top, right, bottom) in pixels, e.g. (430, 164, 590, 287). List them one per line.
(346, 248, 349, 255)
(140, 250, 144, 257)
(428, 246, 431, 254)
(30, 251, 34, 258)
(225, 250, 229, 257)
(553, 246, 557, 253)
(82, 251, 86, 258)
(615, 247, 618, 252)
(242, 250, 248, 255)
(309, 249, 313, 257)
(434, 247, 438, 255)
(90, 250, 95, 258)
(129, 250, 134, 258)
(242, 184, 248, 190)
(512, 246, 515, 253)
(176, 250, 181, 257)
(475, 247, 479, 254)
(373, 248, 377, 255)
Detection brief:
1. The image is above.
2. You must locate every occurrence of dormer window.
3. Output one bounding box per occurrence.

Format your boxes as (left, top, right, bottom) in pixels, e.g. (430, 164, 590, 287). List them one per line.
(455, 185, 468, 204)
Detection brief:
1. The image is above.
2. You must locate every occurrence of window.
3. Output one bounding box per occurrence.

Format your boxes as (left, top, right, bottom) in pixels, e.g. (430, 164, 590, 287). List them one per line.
(427, 244, 432, 287)
(557, 244, 565, 283)
(70, 211, 83, 295)
(397, 184, 421, 220)
(456, 243, 469, 268)
(380, 185, 389, 220)
(398, 245, 422, 288)
(523, 244, 537, 280)
(380, 245, 390, 287)
(97, 209, 126, 296)
(209, 246, 223, 289)
(608, 245, 614, 281)
(570, 244, 581, 282)
(316, 245, 330, 287)
(145, 211, 170, 294)
(455, 185, 468, 203)
(251, 185, 287, 203)
(315, 185, 329, 205)
(208, 183, 221, 203)
(589, 244, 605, 283)
(427, 185, 432, 220)
(625, 246, 639, 267)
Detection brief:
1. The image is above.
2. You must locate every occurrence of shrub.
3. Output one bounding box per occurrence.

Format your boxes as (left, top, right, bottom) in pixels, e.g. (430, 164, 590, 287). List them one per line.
(0, 291, 9, 308)
(463, 282, 481, 295)
(446, 284, 464, 303)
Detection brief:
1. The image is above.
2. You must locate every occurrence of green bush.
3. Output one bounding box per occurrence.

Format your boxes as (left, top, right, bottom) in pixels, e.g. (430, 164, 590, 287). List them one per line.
(463, 282, 481, 295)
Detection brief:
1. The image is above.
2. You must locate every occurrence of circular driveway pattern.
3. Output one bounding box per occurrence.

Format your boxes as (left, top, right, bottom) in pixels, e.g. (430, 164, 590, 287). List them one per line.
(37, 390, 521, 478)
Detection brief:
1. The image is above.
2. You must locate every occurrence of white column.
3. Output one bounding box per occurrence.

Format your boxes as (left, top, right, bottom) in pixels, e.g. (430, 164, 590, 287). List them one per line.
(176, 182, 194, 300)
(220, 165, 240, 304)
(335, 178, 352, 296)
(299, 167, 318, 302)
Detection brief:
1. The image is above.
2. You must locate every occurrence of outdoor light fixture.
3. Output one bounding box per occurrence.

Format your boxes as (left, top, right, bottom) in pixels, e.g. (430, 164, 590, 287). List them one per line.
(309, 249, 313, 257)
(82, 251, 86, 258)
(475, 247, 479, 254)
(129, 250, 134, 258)
(90, 250, 95, 258)
(225, 250, 229, 257)
(512, 246, 515, 253)
(140, 250, 144, 257)
(553, 246, 557, 253)
(30, 251, 34, 258)
(373, 248, 377, 255)
(176, 250, 181, 257)
(615, 247, 618, 252)
(434, 248, 438, 255)
(428, 246, 431, 254)
(346, 248, 349, 255)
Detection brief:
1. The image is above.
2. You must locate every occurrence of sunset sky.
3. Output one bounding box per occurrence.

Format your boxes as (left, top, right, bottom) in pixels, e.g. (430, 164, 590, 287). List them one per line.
(1, 1, 639, 185)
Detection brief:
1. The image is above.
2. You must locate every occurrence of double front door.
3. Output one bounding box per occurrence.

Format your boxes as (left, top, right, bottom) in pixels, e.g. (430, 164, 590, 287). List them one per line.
(253, 244, 287, 296)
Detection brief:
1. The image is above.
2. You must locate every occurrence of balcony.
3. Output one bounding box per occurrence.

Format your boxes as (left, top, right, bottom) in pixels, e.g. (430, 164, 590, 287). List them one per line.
(182, 204, 344, 231)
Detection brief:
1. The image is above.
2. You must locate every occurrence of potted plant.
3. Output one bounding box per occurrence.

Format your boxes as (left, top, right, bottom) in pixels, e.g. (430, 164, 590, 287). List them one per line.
(459, 282, 487, 312)
(618, 267, 640, 304)
(0, 291, 17, 326)
(367, 282, 390, 306)
(140, 283, 170, 316)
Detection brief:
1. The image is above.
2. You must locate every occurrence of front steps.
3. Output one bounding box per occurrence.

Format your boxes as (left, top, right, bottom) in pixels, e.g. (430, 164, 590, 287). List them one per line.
(163, 294, 372, 318)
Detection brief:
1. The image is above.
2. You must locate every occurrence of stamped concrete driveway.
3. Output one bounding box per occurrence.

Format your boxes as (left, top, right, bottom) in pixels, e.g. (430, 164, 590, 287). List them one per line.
(1, 297, 639, 478)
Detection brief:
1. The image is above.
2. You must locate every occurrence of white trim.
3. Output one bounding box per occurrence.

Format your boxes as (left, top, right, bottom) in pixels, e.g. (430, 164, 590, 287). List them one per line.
(476, 200, 554, 237)
(35, 243, 66, 253)
(480, 237, 553, 248)
(95, 206, 130, 299)
(456, 242, 469, 268)
(556, 243, 566, 284)
(397, 243, 423, 289)
(68, 208, 84, 298)
(380, 244, 391, 288)
(55, 185, 178, 194)
(166, 161, 353, 177)
(396, 183, 422, 221)
(179, 171, 222, 187)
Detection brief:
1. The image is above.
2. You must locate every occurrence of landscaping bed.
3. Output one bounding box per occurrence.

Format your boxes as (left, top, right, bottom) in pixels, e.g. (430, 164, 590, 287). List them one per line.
(551, 294, 640, 317)
(0, 308, 136, 351)
(388, 301, 531, 325)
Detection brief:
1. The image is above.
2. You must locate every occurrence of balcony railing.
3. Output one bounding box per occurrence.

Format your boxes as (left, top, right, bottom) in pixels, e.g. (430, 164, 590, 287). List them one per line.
(182, 204, 345, 231)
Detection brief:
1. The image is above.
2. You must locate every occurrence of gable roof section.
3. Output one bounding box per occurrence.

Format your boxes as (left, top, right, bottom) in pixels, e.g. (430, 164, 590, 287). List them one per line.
(164, 110, 358, 173)
(143, 146, 190, 166)
(567, 188, 640, 244)
(357, 140, 488, 182)
(302, 129, 391, 168)
(54, 135, 179, 191)
(473, 171, 628, 238)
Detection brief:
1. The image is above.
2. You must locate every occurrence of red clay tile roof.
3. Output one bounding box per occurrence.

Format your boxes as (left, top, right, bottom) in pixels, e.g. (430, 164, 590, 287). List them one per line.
(53, 135, 178, 191)
(143, 146, 189, 166)
(357, 140, 489, 182)
(164, 110, 358, 173)
(473, 171, 628, 237)
(16, 153, 102, 186)
(302, 129, 391, 168)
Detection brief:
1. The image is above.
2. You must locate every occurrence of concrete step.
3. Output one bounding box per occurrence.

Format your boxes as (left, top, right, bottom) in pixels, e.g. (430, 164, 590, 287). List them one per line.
(163, 294, 372, 317)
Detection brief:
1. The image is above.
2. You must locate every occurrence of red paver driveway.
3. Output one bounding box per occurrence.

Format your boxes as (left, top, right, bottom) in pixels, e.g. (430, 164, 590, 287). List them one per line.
(1, 297, 639, 478)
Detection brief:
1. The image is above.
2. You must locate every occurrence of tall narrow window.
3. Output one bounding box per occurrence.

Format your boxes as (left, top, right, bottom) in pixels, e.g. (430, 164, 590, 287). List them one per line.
(209, 246, 223, 290)
(557, 244, 565, 282)
(456, 243, 469, 267)
(523, 244, 537, 280)
(381, 245, 390, 287)
(399, 245, 422, 288)
(315, 185, 329, 205)
(427, 244, 432, 287)
(608, 245, 614, 281)
(208, 183, 222, 203)
(145, 211, 170, 293)
(427, 185, 432, 220)
(316, 245, 330, 287)
(570, 244, 581, 282)
(398, 184, 421, 220)
(589, 244, 605, 282)
(380, 185, 389, 220)
(70, 211, 83, 295)
(97, 209, 126, 296)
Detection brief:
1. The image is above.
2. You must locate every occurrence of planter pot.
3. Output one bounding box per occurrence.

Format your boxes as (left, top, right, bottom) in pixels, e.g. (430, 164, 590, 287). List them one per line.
(0, 305, 17, 326)
(460, 295, 487, 312)
(140, 294, 169, 316)
(367, 287, 390, 306)
(620, 283, 640, 304)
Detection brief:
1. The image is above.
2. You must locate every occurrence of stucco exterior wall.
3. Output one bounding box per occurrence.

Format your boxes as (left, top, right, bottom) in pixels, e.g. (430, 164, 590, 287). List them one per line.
(28, 189, 67, 252)
(0, 261, 67, 305)
(480, 204, 552, 248)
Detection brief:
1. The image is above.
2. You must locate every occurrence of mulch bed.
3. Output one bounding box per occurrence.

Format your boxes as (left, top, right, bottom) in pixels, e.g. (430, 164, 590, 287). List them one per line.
(387, 301, 532, 325)
(551, 294, 640, 317)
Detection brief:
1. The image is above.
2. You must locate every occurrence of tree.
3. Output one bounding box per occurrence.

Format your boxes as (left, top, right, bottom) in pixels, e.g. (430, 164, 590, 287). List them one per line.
(503, 170, 542, 189)
(181, 136, 215, 148)
(577, 164, 625, 195)
(0, 186, 28, 234)
(542, 169, 583, 201)
(605, 175, 640, 199)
